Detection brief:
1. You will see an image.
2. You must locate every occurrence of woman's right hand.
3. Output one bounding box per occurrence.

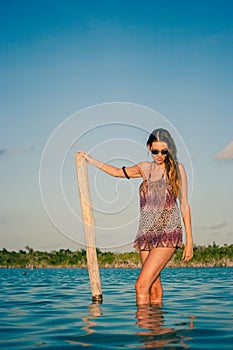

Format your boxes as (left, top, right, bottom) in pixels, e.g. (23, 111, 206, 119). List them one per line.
(75, 152, 92, 162)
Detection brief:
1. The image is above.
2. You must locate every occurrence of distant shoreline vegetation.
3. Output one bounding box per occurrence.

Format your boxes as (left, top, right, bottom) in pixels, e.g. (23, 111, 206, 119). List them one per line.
(0, 243, 232, 268)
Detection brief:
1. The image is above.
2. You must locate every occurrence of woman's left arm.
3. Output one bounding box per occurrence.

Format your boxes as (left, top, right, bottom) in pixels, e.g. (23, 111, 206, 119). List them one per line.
(178, 163, 193, 261)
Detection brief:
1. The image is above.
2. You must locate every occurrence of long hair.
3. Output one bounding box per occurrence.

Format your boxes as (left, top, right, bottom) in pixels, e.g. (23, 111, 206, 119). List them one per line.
(147, 128, 180, 198)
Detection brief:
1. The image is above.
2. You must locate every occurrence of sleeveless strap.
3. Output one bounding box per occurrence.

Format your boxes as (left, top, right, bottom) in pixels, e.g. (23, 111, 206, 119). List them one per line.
(148, 163, 165, 180)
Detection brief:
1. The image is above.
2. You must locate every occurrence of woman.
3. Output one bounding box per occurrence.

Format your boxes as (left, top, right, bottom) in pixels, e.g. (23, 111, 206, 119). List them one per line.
(77, 128, 193, 305)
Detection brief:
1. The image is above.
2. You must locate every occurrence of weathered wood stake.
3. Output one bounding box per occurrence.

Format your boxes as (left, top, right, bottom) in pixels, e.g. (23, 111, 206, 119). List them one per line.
(75, 155, 103, 302)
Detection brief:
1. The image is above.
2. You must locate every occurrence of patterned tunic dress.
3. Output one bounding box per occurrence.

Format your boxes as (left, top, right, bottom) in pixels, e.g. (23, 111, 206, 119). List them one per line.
(134, 170, 182, 250)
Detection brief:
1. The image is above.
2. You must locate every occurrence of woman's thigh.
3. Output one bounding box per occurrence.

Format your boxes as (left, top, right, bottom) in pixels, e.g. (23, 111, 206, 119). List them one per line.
(137, 247, 175, 287)
(140, 250, 150, 264)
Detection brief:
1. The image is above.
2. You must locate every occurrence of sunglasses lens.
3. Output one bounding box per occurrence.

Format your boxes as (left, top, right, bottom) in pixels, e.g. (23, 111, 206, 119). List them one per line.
(151, 149, 168, 155)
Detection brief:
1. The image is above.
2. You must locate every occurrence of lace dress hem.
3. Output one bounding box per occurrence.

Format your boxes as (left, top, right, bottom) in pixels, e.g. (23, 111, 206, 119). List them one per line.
(133, 230, 182, 251)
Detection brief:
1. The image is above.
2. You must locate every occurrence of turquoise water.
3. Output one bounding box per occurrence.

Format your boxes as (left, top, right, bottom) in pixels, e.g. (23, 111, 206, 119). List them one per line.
(0, 267, 232, 349)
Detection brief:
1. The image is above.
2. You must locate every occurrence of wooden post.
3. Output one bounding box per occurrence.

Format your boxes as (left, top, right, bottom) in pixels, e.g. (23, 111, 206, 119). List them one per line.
(75, 155, 103, 303)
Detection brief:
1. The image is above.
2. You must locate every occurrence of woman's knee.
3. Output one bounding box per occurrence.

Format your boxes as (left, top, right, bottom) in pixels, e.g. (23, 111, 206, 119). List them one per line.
(135, 278, 149, 294)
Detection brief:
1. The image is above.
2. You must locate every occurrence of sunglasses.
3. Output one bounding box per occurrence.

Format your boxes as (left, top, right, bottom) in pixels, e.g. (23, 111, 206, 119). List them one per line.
(151, 149, 169, 155)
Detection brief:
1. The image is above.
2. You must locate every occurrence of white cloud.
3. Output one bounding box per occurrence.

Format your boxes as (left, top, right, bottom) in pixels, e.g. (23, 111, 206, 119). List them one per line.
(214, 141, 233, 160)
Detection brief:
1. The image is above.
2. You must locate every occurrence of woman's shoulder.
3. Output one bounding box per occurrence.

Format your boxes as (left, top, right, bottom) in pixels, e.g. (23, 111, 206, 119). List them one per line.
(177, 162, 185, 172)
(137, 161, 151, 178)
(137, 161, 151, 170)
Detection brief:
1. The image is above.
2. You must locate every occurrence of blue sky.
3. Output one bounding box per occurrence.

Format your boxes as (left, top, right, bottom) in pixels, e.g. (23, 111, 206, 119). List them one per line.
(0, 0, 232, 251)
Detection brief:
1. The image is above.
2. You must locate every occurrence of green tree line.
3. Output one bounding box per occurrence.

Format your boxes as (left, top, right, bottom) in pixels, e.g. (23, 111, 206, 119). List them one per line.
(0, 243, 232, 268)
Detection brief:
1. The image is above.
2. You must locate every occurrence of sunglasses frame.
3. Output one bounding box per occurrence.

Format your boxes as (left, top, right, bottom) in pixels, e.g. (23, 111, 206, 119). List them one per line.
(151, 149, 169, 155)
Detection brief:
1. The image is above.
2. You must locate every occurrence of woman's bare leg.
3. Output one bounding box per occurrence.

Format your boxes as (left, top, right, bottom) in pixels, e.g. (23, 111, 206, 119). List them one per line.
(140, 250, 150, 264)
(150, 276, 163, 305)
(139, 250, 162, 304)
(136, 247, 175, 305)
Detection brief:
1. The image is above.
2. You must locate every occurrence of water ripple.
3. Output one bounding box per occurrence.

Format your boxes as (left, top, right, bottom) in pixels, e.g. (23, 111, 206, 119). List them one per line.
(0, 267, 232, 349)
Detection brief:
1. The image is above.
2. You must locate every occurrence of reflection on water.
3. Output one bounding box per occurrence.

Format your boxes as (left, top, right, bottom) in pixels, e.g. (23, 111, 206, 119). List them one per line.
(79, 301, 196, 349)
(136, 304, 195, 349)
(66, 302, 103, 346)
(82, 302, 102, 335)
